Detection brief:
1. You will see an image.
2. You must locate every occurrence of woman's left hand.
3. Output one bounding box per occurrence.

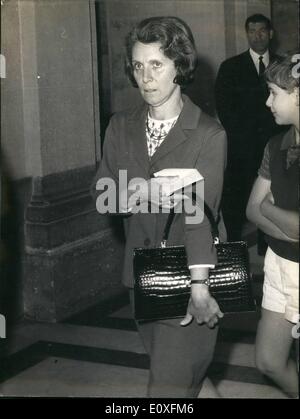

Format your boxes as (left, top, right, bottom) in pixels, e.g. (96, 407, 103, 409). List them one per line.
(150, 177, 187, 209)
(159, 192, 186, 209)
(180, 286, 224, 328)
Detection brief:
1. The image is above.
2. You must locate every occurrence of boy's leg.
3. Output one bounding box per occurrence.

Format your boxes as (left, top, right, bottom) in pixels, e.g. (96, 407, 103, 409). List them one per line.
(256, 248, 299, 397)
(255, 308, 298, 397)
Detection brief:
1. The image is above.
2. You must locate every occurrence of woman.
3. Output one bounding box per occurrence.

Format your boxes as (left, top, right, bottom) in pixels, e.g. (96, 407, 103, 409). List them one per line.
(92, 16, 227, 397)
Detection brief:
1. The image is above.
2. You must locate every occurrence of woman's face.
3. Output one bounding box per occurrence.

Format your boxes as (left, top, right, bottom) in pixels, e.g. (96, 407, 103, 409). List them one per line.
(131, 41, 181, 110)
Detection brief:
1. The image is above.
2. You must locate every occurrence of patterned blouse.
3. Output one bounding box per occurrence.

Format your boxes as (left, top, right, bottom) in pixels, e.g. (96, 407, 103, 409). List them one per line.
(146, 113, 179, 158)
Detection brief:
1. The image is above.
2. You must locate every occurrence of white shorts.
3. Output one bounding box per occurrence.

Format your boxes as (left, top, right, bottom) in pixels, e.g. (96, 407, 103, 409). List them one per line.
(262, 247, 299, 324)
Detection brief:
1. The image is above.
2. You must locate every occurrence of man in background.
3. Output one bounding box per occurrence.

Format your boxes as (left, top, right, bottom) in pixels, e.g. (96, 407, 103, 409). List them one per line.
(215, 14, 285, 244)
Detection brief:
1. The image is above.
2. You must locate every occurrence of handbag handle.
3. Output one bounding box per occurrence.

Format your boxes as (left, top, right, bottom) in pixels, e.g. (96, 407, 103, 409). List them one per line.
(161, 192, 220, 246)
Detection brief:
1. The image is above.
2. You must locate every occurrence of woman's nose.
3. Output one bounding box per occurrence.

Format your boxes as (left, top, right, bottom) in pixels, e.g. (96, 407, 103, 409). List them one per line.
(143, 67, 153, 83)
(266, 94, 272, 107)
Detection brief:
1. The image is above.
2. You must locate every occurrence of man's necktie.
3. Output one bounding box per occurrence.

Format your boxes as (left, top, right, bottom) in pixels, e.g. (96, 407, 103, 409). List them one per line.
(259, 56, 266, 76)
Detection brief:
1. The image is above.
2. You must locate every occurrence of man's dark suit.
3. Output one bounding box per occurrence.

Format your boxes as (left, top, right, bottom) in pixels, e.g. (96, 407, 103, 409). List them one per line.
(215, 49, 284, 239)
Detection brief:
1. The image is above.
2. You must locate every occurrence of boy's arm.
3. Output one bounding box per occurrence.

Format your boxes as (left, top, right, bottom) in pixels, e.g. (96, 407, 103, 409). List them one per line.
(260, 193, 299, 240)
(246, 176, 296, 242)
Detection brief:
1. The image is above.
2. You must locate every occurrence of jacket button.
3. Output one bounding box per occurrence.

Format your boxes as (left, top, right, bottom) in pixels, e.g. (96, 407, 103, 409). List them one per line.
(144, 238, 151, 246)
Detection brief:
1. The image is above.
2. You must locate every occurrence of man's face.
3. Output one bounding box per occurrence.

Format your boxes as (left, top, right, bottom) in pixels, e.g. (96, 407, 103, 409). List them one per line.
(246, 22, 273, 54)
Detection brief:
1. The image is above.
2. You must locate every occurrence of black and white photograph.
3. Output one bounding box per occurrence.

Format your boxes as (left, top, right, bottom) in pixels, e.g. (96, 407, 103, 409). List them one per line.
(0, 0, 299, 401)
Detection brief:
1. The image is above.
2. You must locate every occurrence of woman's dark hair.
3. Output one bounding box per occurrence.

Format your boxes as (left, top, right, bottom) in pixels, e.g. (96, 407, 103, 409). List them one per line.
(125, 16, 197, 87)
(265, 52, 300, 92)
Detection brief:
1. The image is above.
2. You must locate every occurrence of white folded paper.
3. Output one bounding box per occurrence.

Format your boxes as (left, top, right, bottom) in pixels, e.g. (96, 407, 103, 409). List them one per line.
(152, 168, 203, 196)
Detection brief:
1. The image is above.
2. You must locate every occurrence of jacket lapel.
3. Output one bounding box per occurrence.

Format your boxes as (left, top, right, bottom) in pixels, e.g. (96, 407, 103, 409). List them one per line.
(127, 104, 150, 175)
(149, 95, 200, 169)
(244, 50, 277, 81)
(243, 50, 260, 81)
(149, 121, 188, 169)
(126, 95, 201, 175)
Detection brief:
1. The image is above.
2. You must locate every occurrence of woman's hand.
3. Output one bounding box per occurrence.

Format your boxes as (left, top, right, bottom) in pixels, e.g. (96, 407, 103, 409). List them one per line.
(159, 192, 186, 209)
(119, 179, 150, 212)
(180, 285, 224, 328)
(122, 178, 186, 211)
(150, 177, 186, 209)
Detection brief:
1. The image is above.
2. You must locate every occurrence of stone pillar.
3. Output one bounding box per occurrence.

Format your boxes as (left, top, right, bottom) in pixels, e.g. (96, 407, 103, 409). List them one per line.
(2, 0, 124, 322)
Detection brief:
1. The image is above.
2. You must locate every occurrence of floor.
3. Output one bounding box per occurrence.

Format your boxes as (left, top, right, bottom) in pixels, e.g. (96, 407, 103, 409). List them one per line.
(0, 225, 292, 399)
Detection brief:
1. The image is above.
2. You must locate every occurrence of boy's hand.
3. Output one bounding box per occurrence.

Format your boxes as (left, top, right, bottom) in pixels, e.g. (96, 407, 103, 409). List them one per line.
(260, 191, 274, 215)
(264, 191, 274, 205)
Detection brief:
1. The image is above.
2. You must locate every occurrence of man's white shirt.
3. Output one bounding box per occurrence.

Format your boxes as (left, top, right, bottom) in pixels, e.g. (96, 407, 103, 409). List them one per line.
(249, 48, 270, 74)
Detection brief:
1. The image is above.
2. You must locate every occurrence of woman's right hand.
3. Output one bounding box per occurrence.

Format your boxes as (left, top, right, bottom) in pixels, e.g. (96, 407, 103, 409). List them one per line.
(180, 285, 224, 328)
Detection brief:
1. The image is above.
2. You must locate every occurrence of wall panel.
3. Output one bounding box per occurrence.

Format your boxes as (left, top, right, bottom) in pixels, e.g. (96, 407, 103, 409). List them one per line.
(97, 0, 272, 118)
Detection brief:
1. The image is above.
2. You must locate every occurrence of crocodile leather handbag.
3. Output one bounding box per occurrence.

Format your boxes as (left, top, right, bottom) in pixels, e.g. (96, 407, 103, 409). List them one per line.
(133, 198, 256, 321)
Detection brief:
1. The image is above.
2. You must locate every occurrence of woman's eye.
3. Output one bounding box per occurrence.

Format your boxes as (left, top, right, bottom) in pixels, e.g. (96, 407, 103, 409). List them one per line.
(133, 63, 143, 71)
(152, 61, 162, 68)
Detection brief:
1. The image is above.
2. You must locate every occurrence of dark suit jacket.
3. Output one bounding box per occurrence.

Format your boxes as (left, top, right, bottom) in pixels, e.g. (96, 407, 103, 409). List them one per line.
(92, 95, 227, 288)
(215, 49, 282, 171)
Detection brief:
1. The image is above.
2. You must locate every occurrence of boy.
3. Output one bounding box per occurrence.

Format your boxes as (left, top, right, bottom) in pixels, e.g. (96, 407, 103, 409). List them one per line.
(246, 53, 299, 398)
